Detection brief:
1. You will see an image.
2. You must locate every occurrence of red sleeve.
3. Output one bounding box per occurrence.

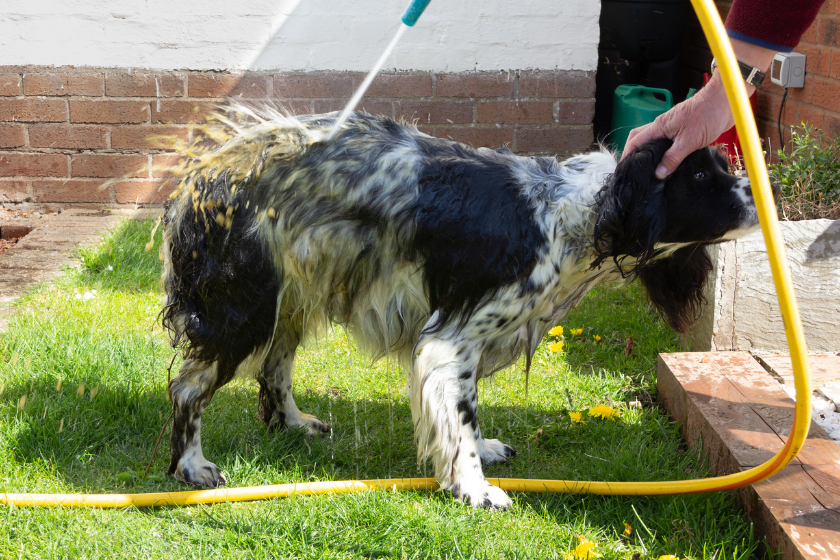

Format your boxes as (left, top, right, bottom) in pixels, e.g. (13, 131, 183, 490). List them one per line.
(725, 0, 826, 51)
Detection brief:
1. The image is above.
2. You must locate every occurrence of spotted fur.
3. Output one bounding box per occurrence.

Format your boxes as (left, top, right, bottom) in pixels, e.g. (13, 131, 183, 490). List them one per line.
(160, 109, 767, 508)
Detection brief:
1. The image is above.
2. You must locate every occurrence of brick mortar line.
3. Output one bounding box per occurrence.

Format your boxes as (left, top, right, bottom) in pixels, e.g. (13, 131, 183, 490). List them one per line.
(5, 94, 595, 100)
(0, 147, 178, 153)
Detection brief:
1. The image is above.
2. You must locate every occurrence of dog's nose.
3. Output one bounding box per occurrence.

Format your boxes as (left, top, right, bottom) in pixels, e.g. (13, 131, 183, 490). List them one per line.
(740, 178, 780, 202)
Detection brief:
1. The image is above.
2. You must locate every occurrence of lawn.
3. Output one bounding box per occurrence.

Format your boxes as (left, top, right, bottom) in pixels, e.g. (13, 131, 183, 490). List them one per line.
(0, 218, 762, 559)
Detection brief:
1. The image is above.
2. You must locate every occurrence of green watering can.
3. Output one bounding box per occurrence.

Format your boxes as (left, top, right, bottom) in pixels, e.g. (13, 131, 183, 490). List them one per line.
(610, 85, 674, 153)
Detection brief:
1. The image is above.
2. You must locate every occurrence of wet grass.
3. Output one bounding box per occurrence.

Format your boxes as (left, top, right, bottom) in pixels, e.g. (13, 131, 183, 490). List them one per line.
(0, 218, 763, 559)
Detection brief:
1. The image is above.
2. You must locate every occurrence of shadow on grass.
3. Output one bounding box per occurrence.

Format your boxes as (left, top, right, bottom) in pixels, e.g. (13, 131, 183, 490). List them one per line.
(7, 217, 691, 494)
(7, 369, 699, 492)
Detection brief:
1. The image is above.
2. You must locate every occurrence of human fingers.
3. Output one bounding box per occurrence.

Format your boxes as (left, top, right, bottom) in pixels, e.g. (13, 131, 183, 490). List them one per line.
(654, 139, 696, 180)
(621, 121, 664, 160)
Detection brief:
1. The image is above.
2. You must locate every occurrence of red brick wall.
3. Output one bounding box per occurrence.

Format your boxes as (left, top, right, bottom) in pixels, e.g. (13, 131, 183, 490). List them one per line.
(685, 1, 840, 153)
(0, 68, 595, 209)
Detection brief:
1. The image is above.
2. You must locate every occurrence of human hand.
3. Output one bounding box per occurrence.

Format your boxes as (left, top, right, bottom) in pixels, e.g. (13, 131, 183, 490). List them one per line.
(620, 71, 735, 180)
(620, 37, 775, 180)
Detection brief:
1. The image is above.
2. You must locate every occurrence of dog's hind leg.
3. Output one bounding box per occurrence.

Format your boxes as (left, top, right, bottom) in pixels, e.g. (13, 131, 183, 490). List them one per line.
(168, 357, 231, 488)
(256, 320, 330, 436)
(410, 330, 512, 509)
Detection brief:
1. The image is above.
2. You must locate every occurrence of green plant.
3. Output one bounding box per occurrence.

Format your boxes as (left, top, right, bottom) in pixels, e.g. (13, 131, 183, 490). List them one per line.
(771, 122, 840, 220)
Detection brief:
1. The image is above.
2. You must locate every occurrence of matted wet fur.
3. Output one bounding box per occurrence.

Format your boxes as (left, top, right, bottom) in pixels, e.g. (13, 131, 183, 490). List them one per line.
(160, 107, 768, 508)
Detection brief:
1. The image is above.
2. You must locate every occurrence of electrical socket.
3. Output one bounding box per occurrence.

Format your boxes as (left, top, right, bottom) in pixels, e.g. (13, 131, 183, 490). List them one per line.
(771, 52, 806, 88)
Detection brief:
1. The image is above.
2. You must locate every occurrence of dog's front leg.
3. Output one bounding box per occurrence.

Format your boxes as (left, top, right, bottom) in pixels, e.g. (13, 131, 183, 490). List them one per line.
(410, 333, 512, 509)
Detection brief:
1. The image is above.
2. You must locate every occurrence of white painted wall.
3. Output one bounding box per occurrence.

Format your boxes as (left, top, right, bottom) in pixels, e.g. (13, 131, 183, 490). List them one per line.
(0, 0, 600, 72)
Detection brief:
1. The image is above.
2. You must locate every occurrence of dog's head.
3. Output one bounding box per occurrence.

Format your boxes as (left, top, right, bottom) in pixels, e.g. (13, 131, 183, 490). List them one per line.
(592, 138, 777, 333)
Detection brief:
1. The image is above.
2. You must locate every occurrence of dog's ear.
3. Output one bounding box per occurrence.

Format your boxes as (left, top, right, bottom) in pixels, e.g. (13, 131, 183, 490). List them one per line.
(639, 244, 713, 334)
(593, 139, 672, 274)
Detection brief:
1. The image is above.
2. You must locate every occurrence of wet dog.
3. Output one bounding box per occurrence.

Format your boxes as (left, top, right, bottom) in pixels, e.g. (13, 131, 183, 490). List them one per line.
(161, 110, 766, 508)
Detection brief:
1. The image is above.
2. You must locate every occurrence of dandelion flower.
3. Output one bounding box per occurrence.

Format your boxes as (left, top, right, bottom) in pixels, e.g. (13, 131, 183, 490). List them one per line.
(657, 556, 680, 560)
(623, 522, 632, 537)
(593, 335, 602, 342)
(571, 328, 583, 336)
(548, 326, 564, 337)
(569, 411, 586, 424)
(588, 405, 618, 420)
(549, 341, 565, 353)
(566, 536, 601, 559)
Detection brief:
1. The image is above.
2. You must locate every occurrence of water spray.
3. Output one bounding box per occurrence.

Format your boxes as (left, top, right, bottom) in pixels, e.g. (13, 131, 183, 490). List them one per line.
(326, 0, 433, 141)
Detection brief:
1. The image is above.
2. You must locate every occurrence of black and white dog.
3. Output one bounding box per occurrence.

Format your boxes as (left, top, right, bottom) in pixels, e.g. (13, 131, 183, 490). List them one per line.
(161, 110, 767, 509)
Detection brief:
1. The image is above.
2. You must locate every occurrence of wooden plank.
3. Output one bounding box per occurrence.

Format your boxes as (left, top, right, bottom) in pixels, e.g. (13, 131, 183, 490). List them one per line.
(659, 352, 799, 469)
(759, 355, 840, 386)
(742, 465, 840, 560)
(658, 352, 840, 560)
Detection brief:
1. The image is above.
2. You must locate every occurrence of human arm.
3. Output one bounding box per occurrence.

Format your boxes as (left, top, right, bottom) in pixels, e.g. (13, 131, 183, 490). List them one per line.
(621, 38, 776, 180)
(621, 0, 826, 179)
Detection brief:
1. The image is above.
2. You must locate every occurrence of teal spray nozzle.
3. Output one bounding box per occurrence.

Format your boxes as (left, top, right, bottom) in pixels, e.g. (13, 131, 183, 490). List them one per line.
(401, 0, 432, 26)
(327, 0, 433, 140)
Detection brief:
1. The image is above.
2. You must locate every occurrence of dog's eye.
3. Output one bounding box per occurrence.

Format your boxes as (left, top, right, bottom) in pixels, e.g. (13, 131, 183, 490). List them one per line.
(694, 171, 706, 180)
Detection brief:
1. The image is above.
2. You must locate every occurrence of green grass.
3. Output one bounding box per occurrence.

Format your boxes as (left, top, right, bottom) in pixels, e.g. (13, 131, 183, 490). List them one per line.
(0, 218, 762, 559)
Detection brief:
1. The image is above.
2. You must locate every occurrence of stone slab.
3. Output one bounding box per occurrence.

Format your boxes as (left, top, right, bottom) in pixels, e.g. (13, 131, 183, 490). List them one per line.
(658, 351, 840, 560)
(818, 383, 840, 407)
(689, 219, 840, 354)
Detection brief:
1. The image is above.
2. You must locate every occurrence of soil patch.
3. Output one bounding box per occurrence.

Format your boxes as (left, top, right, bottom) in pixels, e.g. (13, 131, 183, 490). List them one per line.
(0, 238, 20, 256)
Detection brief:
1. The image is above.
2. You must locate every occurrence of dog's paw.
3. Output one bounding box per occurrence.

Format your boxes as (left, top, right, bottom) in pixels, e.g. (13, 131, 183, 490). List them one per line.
(174, 458, 227, 488)
(287, 413, 331, 436)
(479, 437, 516, 464)
(448, 478, 511, 510)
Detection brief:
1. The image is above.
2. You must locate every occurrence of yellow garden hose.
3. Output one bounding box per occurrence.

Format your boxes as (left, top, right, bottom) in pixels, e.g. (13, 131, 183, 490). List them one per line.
(1, 0, 811, 508)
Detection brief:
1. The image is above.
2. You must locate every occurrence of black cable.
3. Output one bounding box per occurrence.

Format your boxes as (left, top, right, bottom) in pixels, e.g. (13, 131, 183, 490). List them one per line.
(777, 87, 788, 157)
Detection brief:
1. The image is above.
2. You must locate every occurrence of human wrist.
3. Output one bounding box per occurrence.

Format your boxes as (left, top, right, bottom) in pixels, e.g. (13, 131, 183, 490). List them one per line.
(729, 37, 776, 72)
(697, 73, 737, 129)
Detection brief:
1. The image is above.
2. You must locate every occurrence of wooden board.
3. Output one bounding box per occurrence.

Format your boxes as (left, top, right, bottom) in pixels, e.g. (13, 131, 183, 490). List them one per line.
(758, 354, 840, 386)
(658, 352, 840, 560)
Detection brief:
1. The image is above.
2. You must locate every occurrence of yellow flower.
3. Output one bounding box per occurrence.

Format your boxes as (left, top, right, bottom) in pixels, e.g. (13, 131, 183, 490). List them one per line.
(657, 556, 680, 560)
(593, 335, 602, 342)
(549, 340, 565, 353)
(566, 536, 601, 559)
(572, 328, 583, 336)
(623, 522, 632, 537)
(569, 411, 586, 424)
(548, 325, 564, 337)
(588, 405, 619, 420)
